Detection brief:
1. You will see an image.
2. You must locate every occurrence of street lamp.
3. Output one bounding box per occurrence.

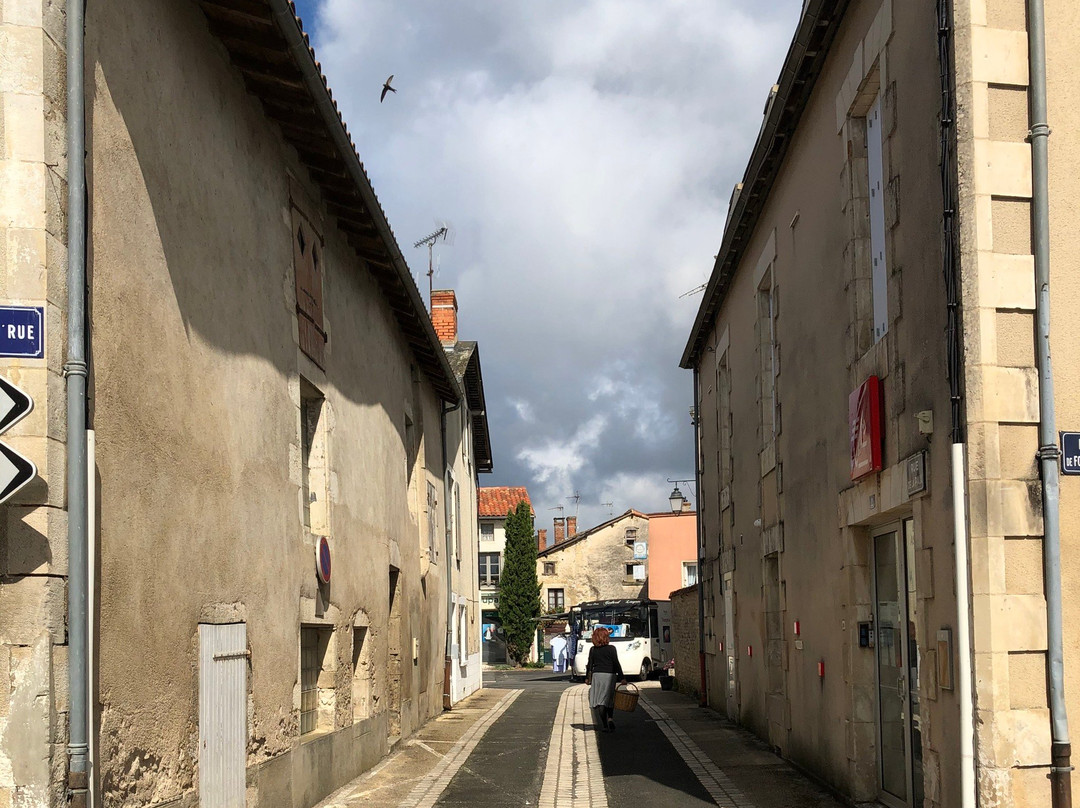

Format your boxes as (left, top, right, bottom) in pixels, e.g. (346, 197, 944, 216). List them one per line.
(669, 486, 685, 513)
(666, 478, 695, 513)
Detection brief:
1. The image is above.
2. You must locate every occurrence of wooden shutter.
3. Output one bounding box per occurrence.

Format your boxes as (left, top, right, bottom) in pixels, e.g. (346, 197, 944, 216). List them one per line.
(292, 209, 326, 368)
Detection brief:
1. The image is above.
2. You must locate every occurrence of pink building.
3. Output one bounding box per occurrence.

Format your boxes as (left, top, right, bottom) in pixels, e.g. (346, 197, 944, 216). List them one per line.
(645, 509, 698, 600)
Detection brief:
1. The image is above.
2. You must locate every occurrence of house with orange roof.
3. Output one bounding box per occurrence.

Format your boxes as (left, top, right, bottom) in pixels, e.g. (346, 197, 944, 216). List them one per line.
(477, 486, 532, 664)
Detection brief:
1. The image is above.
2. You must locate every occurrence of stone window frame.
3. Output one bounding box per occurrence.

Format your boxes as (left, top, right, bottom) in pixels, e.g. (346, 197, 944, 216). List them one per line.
(751, 233, 780, 477)
(299, 624, 335, 735)
(836, 0, 899, 371)
(543, 561, 556, 576)
(299, 378, 331, 537)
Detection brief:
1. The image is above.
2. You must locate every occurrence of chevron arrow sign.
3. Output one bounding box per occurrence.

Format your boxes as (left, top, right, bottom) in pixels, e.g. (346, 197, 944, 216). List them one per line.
(0, 376, 36, 504)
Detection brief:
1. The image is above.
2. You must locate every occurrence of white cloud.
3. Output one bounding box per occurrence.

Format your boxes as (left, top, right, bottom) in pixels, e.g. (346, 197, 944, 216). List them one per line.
(303, 0, 803, 527)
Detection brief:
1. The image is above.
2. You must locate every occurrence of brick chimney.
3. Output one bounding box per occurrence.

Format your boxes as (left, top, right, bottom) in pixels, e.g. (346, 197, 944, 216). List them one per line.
(537, 529, 548, 552)
(430, 289, 458, 344)
(554, 517, 565, 544)
(566, 516, 577, 538)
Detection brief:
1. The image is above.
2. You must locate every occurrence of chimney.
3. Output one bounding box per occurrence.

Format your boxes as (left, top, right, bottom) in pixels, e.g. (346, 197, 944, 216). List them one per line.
(682, 499, 693, 513)
(554, 517, 565, 544)
(430, 289, 458, 344)
(566, 516, 577, 538)
(538, 529, 548, 552)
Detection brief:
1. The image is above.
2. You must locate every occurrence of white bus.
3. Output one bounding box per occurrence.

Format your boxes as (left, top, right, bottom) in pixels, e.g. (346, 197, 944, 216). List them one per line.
(567, 599, 673, 681)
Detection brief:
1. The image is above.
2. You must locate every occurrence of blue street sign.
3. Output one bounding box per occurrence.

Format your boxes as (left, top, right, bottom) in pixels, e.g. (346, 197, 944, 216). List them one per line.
(1062, 433, 1080, 476)
(0, 306, 44, 359)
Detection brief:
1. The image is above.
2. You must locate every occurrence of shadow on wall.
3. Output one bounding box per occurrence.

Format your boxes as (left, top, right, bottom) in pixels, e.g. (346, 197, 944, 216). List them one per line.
(85, 0, 406, 424)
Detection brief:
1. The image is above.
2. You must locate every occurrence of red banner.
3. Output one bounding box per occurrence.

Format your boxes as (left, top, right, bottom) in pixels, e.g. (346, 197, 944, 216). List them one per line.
(850, 376, 884, 480)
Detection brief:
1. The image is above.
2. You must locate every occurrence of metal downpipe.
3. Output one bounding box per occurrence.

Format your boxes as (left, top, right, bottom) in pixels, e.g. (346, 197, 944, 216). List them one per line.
(1027, 0, 1072, 802)
(693, 367, 706, 706)
(65, 0, 90, 803)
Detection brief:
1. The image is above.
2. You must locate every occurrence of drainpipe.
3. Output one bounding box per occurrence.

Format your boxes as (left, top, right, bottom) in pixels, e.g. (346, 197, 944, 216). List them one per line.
(65, 0, 90, 803)
(693, 367, 706, 706)
(1027, 1, 1072, 802)
(441, 400, 460, 710)
(938, 2, 976, 804)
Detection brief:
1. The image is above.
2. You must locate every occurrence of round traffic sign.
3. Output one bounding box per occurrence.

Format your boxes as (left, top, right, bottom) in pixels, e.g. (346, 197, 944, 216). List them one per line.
(316, 536, 331, 584)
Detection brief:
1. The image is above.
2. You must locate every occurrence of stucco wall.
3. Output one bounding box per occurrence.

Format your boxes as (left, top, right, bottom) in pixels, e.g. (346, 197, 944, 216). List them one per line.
(645, 511, 697, 600)
(694, 0, 960, 804)
(537, 513, 649, 610)
(84, 1, 451, 805)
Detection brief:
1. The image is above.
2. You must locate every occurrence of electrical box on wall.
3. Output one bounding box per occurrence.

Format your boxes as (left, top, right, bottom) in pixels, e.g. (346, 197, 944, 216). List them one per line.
(858, 621, 874, 648)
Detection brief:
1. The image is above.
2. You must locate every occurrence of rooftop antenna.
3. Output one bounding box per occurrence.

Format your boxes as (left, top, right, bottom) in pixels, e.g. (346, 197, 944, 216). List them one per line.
(601, 501, 614, 517)
(679, 282, 707, 299)
(413, 221, 453, 307)
(566, 492, 581, 517)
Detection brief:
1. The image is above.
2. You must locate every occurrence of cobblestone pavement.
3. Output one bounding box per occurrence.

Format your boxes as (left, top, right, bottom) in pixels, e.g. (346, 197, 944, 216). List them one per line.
(314, 672, 847, 808)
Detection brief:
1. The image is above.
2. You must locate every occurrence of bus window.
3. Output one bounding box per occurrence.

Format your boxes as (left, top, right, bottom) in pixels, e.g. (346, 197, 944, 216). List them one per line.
(649, 607, 659, 640)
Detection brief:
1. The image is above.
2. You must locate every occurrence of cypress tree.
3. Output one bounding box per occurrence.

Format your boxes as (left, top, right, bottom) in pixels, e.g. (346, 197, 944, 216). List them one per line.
(498, 500, 541, 664)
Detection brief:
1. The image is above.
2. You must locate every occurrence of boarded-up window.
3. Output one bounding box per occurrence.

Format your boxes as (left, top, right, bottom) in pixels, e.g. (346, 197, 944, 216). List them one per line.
(292, 208, 327, 367)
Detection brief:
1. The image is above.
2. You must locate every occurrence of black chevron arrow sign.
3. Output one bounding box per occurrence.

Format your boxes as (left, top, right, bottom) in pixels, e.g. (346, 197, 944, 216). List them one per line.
(0, 376, 36, 504)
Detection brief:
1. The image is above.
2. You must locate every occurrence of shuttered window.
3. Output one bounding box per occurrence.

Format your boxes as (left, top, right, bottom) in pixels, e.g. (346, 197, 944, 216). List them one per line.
(292, 209, 327, 368)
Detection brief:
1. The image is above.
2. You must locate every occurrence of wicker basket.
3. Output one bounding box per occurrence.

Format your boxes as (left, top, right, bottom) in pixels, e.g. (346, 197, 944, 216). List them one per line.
(613, 683, 639, 713)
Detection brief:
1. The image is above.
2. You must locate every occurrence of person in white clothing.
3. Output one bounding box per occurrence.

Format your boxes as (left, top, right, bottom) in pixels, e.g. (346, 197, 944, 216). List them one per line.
(550, 633, 568, 672)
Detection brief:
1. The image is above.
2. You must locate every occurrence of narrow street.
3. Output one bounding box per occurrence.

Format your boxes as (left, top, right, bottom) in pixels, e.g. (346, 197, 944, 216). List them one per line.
(315, 673, 845, 808)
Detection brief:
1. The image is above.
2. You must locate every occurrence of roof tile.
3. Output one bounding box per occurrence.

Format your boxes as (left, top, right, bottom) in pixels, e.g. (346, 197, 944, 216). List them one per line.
(478, 487, 533, 518)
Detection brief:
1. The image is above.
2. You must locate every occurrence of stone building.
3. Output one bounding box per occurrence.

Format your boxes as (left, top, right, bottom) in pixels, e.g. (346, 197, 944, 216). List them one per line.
(681, 1, 1080, 807)
(536, 510, 650, 613)
(0, 1, 495, 806)
(477, 486, 531, 664)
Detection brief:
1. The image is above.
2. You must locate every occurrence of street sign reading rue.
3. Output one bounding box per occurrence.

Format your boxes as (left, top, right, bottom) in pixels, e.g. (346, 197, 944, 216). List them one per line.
(1062, 432, 1080, 476)
(0, 377, 35, 504)
(0, 306, 44, 359)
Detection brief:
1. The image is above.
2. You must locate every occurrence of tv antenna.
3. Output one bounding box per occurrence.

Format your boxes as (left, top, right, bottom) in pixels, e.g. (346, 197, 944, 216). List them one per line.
(413, 221, 453, 305)
(566, 492, 581, 517)
(601, 501, 614, 517)
(679, 282, 707, 299)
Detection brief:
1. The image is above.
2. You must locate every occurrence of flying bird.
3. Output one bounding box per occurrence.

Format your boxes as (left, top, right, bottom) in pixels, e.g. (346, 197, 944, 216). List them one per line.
(380, 75, 396, 102)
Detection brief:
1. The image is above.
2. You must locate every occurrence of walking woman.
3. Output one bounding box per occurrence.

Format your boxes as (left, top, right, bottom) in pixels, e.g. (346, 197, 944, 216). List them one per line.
(585, 627, 625, 732)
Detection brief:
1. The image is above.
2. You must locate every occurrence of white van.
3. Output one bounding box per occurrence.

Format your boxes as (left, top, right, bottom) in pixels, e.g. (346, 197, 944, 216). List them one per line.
(568, 599, 673, 681)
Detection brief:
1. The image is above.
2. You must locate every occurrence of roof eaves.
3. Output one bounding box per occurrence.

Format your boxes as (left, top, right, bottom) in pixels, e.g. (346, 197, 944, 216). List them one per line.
(680, 0, 851, 369)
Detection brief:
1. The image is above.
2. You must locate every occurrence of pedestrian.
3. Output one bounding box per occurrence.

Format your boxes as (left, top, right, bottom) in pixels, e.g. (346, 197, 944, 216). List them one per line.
(585, 626, 625, 732)
(550, 632, 568, 673)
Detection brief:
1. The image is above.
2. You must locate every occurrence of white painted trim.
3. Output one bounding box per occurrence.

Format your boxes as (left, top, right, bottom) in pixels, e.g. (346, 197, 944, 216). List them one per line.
(751, 230, 776, 290)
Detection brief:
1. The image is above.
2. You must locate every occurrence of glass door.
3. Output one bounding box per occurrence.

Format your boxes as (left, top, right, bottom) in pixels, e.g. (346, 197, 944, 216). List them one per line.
(873, 523, 923, 808)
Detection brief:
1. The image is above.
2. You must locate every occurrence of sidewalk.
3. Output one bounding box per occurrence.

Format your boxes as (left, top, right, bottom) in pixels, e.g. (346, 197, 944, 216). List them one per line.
(638, 682, 848, 808)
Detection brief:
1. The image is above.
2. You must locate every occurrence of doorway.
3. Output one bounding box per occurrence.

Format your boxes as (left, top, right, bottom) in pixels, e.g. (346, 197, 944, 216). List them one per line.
(198, 623, 246, 808)
(723, 572, 738, 720)
(872, 520, 923, 808)
(388, 567, 402, 739)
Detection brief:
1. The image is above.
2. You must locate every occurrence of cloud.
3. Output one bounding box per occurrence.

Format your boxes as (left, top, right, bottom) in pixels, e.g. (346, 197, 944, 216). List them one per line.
(300, 0, 803, 531)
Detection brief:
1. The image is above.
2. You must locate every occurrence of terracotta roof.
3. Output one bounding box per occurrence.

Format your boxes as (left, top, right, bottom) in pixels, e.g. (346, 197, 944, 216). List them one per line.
(194, 0, 459, 403)
(478, 487, 532, 518)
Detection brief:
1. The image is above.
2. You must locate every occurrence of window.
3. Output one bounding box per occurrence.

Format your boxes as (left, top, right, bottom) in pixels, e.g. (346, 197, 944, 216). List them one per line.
(757, 269, 777, 444)
(300, 386, 327, 533)
(351, 627, 370, 721)
(547, 589, 565, 612)
(543, 561, 556, 575)
(867, 95, 888, 342)
(625, 527, 638, 547)
(480, 523, 494, 540)
(426, 482, 439, 560)
(292, 208, 326, 367)
(300, 626, 334, 734)
(625, 563, 635, 577)
(683, 562, 699, 588)
(479, 553, 500, 586)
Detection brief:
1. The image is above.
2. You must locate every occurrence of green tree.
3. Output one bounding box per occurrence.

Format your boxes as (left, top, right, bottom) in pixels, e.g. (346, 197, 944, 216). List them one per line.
(498, 501, 541, 664)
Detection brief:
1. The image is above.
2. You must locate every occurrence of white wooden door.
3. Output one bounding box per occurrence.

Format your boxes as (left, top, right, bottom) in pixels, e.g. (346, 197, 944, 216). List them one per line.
(199, 623, 247, 808)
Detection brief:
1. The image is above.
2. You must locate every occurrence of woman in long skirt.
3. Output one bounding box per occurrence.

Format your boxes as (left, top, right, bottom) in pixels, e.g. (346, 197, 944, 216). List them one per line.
(586, 627, 625, 732)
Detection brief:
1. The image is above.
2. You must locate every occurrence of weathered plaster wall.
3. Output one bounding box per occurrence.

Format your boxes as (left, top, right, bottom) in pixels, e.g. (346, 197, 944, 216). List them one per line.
(537, 513, 649, 610)
(0, 0, 68, 805)
(84, 1, 450, 805)
(695, 0, 960, 803)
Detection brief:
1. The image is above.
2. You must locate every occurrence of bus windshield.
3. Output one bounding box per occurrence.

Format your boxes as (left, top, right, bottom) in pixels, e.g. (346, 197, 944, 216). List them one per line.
(573, 602, 650, 641)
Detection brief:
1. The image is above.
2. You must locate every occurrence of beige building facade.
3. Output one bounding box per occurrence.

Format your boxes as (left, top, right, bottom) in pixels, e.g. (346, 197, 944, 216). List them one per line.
(0, 1, 495, 806)
(682, 1, 1080, 807)
(537, 510, 650, 613)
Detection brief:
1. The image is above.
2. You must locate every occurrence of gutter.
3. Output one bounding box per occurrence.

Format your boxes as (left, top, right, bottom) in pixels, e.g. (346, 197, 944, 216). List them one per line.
(693, 368, 707, 706)
(65, 0, 90, 802)
(1026, 1, 1072, 802)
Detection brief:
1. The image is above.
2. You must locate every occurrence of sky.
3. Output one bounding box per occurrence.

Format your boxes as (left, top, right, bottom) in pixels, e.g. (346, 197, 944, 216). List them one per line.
(291, 0, 803, 532)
